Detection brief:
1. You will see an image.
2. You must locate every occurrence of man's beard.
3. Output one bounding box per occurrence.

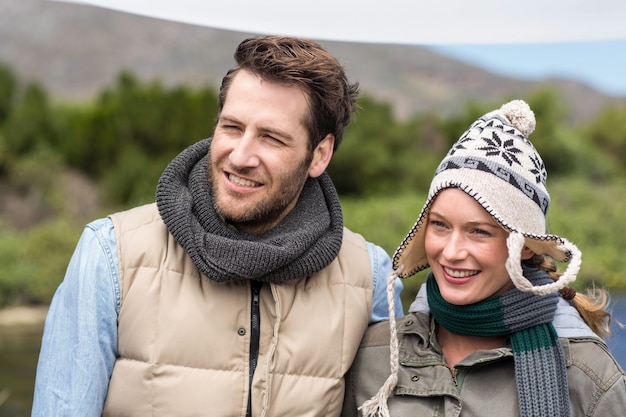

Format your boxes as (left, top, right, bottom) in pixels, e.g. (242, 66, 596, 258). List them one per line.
(208, 149, 313, 232)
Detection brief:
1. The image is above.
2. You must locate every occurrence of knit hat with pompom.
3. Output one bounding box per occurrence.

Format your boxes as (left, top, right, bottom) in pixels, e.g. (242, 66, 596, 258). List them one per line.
(393, 99, 580, 295)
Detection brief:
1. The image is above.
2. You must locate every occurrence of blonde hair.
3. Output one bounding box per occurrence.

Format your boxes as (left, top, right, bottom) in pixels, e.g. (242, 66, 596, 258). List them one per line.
(525, 254, 619, 338)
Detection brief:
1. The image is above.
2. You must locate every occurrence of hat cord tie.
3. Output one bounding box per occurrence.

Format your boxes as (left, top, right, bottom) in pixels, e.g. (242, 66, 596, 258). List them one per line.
(506, 232, 581, 295)
(358, 269, 401, 417)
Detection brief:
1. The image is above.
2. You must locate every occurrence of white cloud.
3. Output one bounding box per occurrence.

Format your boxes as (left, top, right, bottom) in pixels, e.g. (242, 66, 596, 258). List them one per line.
(54, 0, 626, 45)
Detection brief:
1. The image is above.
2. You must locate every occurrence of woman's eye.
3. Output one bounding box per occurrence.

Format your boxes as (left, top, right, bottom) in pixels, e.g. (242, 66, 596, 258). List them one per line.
(473, 228, 491, 236)
(429, 220, 447, 228)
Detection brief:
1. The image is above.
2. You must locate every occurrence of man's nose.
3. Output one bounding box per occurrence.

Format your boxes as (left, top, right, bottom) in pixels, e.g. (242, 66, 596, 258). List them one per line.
(229, 134, 261, 168)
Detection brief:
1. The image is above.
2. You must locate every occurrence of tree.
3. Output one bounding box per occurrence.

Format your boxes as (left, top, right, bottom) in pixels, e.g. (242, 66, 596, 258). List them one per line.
(0, 63, 17, 124)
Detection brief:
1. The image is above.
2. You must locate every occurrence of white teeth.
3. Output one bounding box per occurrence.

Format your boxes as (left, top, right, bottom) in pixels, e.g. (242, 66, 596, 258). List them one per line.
(444, 267, 478, 278)
(229, 174, 259, 187)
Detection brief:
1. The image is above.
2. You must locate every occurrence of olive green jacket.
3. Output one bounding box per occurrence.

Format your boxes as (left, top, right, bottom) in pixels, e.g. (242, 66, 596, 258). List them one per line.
(343, 310, 626, 417)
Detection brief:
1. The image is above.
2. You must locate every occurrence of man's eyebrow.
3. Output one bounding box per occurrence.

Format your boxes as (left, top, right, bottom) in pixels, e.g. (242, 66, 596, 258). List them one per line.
(217, 114, 239, 125)
(219, 114, 296, 142)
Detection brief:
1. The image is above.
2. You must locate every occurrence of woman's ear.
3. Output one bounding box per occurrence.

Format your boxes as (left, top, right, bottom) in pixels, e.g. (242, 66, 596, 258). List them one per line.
(521, 246, 535, 261)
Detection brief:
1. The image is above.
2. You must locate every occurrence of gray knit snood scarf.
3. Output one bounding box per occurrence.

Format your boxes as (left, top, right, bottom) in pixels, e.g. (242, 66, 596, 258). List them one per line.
(156, 138, 344, 283)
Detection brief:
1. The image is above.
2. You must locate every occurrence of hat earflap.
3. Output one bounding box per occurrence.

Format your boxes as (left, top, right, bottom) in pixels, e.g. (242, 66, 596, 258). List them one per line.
(506, 232, 581, 295)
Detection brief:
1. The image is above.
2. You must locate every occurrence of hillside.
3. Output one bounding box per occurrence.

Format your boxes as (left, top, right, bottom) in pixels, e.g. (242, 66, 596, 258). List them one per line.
(1, 0, 624, 121)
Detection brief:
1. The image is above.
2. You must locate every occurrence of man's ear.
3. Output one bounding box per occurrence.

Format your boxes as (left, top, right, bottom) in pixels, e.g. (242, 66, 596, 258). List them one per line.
(308, 134, 334, 178)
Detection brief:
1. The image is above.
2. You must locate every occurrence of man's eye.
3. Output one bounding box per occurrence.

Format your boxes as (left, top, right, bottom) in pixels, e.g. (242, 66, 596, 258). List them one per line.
(264, 135, 283, 145)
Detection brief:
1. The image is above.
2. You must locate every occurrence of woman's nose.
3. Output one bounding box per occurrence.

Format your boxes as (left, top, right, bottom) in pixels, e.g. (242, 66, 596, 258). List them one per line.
(441, 232, 468, 261)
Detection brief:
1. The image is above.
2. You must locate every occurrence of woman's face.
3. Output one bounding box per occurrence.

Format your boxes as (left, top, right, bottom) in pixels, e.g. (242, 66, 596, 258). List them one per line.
(425, 188, 514, 305)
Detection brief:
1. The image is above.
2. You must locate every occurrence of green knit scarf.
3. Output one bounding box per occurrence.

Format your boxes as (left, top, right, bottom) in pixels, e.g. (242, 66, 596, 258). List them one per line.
(427, 272, 570, 417)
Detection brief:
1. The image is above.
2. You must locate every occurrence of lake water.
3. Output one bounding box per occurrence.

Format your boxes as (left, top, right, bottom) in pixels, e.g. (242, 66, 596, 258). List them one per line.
(0, 323, 42, 417)
(605, 293, 626, 368)
(2, 295, 626, 415)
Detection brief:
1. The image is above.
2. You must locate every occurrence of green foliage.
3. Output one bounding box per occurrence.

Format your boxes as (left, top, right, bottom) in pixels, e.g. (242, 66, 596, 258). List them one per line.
(0, 219, 81, 307)
(1, 62, 626, 310)
(51, 71, 218, 180)
(330, 97, 445, 196)
(583, 102, 626, 177)
(4, 144, 64, 196)
(525, 89, 585, 177)
(0, 83, 58, 164)
(547, 177, 626, 290)
(0, 63, 17, 123)
(341, 193, 430, 308)
(342, 193, 426, 255)
(102, 144, 171, 205)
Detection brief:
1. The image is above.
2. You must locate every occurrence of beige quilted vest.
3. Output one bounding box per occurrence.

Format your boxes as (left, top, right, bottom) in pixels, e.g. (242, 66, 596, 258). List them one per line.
(103, 203, 373, 417)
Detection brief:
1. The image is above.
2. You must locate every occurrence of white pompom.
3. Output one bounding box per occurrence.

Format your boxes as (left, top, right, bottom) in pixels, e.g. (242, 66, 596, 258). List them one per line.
(500, 100, 536, 137)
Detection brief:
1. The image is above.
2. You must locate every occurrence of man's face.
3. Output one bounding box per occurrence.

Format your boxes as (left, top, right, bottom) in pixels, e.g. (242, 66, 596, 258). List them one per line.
(210, 70, 333, 236)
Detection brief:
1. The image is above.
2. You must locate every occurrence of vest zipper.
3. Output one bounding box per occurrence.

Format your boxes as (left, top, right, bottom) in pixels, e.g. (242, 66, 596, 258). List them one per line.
(247, 280, 262, 417)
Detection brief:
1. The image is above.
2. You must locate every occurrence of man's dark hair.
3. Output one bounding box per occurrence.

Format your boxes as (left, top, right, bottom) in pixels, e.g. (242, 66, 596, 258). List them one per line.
(218, 36, 360, 152)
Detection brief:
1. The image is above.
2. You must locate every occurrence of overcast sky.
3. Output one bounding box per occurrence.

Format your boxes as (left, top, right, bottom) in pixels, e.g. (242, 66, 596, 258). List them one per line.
(57, 0, 626, 96)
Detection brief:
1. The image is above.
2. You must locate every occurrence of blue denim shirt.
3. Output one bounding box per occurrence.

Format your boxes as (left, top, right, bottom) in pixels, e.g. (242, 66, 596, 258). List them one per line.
(31, 217, 404, 417)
